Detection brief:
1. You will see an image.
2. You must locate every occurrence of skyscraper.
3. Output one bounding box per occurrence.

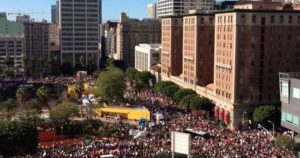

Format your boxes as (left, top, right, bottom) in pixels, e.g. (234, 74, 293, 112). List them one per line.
(59, 0, 102, 71)
(147, 3, 157, 19)
(157, 0, 214, 18)
(51, 5, 57, 23)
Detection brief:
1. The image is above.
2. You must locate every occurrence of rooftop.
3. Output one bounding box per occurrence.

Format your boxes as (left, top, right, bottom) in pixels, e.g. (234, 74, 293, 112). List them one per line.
(279, 72, 300, 80)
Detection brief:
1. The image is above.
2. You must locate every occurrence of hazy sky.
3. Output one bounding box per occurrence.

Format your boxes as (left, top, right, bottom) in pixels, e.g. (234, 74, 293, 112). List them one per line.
(0, 0, 156, 22)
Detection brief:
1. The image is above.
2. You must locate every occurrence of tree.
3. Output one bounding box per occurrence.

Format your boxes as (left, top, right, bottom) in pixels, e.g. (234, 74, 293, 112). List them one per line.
(16, 88, 28, 115)
(95, 67, 125, 101)
(27, 98, 42, 118)
(36, 86, 52, 118)
(0, 120, 38, 156)
(173, 88, 196, 103)
(134, 71, 154, 88)
(180, 94, 198, 110)
(253, 105, 279, 125)
(126, 68, 138, 83)
(155, 81, 175, 93)
(161, 84, 180, 98)
(4, 70, 14, 80)
(75, 81, 85, 116)
(4, 55, 14, 68)
(2, 99, 16, 120)
(79, 55, 85, 71)
(52, 103, 80, 124)
(275, 135, 296, 151)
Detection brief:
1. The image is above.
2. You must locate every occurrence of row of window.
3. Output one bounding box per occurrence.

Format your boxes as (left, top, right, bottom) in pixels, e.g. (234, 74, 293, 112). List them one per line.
(282, 111, 299, 125)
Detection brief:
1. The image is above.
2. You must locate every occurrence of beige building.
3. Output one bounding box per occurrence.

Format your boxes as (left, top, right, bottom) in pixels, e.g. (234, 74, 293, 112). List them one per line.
(147, 3, 157, 19)
(0, 36, 25, 77)
(115, 13, 161, 67)
(161, 1, 300, 129)
(24, 22, 50, 75)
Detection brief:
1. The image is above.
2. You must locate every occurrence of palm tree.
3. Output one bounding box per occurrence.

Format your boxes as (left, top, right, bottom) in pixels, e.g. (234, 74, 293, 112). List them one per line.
(75, 81, 85, 116)
(4, 55, 14, 68)
(16, 88, 28, 115)
(36, 86, 52, 119)
(79, 55, 85, 71)
(2, 98, 16, 120)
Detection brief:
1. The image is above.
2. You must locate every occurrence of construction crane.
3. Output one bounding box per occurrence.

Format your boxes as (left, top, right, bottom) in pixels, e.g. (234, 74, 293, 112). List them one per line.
(7, 9, 49, 16)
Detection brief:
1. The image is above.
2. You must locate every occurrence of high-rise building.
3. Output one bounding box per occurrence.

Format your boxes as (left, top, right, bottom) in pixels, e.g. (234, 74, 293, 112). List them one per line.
(161, 16, 183, 77)
(115, 13, 161, 67)
(160, 1, 300, 129)
(59, 0, 101, 70)
(157, 0, 214, 18)
(16, 15, 31, 23)
(51, 4, 58, 23)
(147, 3, 157, 19)
(182, 11, 215, 87)
(135, 44, 161, 72)
(0, 13, 25, 77)
(24, 22, 50, 75)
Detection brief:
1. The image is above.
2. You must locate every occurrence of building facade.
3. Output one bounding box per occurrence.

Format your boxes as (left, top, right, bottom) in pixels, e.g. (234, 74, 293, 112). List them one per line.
(160, 1, 300, 129)
(280, 72, 300, 133)
(115, 13, 161, 67)
(0, 13, 25, 77)
(59, 0, 101, 70)
(147, 3, 157, 19)
(182, 12, 214, 87)
(24, 22, 50, 75)
(157, 0, 214, 18)
(161, 16, 183, 77)
(102, 21, 118, 58)
(135, 44, 161, 72)
(51, 4, 58, 23)
(16, 15, 31, 23)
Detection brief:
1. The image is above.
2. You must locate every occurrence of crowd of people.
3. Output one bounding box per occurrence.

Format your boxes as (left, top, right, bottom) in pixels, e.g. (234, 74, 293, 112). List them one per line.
(25, 82, 295, 158)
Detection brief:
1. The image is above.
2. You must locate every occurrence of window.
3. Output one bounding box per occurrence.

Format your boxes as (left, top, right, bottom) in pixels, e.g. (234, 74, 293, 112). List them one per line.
(280, 81, 289, 97)
(282, 111, 300, 125)
(289, 16, 293, 24)
(293, 88, 300, 99)
(252, 15, 256, 23)
(280, 15, 284, 23)
(271, 15, 275, 23)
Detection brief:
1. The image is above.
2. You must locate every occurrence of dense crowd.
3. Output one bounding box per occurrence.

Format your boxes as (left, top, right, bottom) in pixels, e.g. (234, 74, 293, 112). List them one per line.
(22, 82, 295, 158)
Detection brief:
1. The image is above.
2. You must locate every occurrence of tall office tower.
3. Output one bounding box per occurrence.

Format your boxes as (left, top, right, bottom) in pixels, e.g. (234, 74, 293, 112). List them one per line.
(24, 22, 50, 75)
(115, 13, 161, 67)
(0, 13, 25, 77)
(182, 11, 214, 87)
(214, 1, 300, 128)
(147, 3, 157, 19)
(51, 5, 57, 23)
(59, 0, 101, 71)
(16, 15, 31, 23)
(157, 0, 214, 18)
(161, 16, 183, 77)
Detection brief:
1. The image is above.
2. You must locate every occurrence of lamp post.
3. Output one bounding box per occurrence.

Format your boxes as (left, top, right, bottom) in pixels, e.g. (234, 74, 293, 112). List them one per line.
(242, 111, 247, 124)
(258, 123, 274, 139)
(268, 120, 275, 138)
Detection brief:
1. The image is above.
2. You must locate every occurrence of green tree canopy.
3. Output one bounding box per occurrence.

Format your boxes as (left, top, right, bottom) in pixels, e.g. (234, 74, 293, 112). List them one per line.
(180, 94, 198, 110)
(155, 81, 175, 93)
(36, 86, 52, 117)
(173, 88, 196, 103)
(16, 88, 28, 110)
(0, 120, 38, 156)
(126, 68, 138, 82)
(135, 71, 154, 90)
(275, 135, 296, 151)
(161, 84, 180, 98)
(253, 105, 279, 125)
(2, 99, 17, 120)
(27, 98, 42, 117)
(52, 103, 80, 124)
(95, 67, 125, 101)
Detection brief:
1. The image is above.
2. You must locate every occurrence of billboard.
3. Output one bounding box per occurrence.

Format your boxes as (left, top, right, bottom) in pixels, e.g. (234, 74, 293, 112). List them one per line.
(171, 131, 191, 156)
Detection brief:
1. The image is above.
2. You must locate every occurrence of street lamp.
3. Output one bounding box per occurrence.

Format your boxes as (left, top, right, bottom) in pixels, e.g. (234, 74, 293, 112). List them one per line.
(242, 111, 247, 124)
(268, 120, 275, 138)
(258, 123, 274, 139)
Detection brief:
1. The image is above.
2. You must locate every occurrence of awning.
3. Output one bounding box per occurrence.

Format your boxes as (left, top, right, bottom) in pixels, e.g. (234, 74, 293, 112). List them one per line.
(214, 106, 219, 118)
(219, 108, 224, 121)
(224, 111, 230, 124)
